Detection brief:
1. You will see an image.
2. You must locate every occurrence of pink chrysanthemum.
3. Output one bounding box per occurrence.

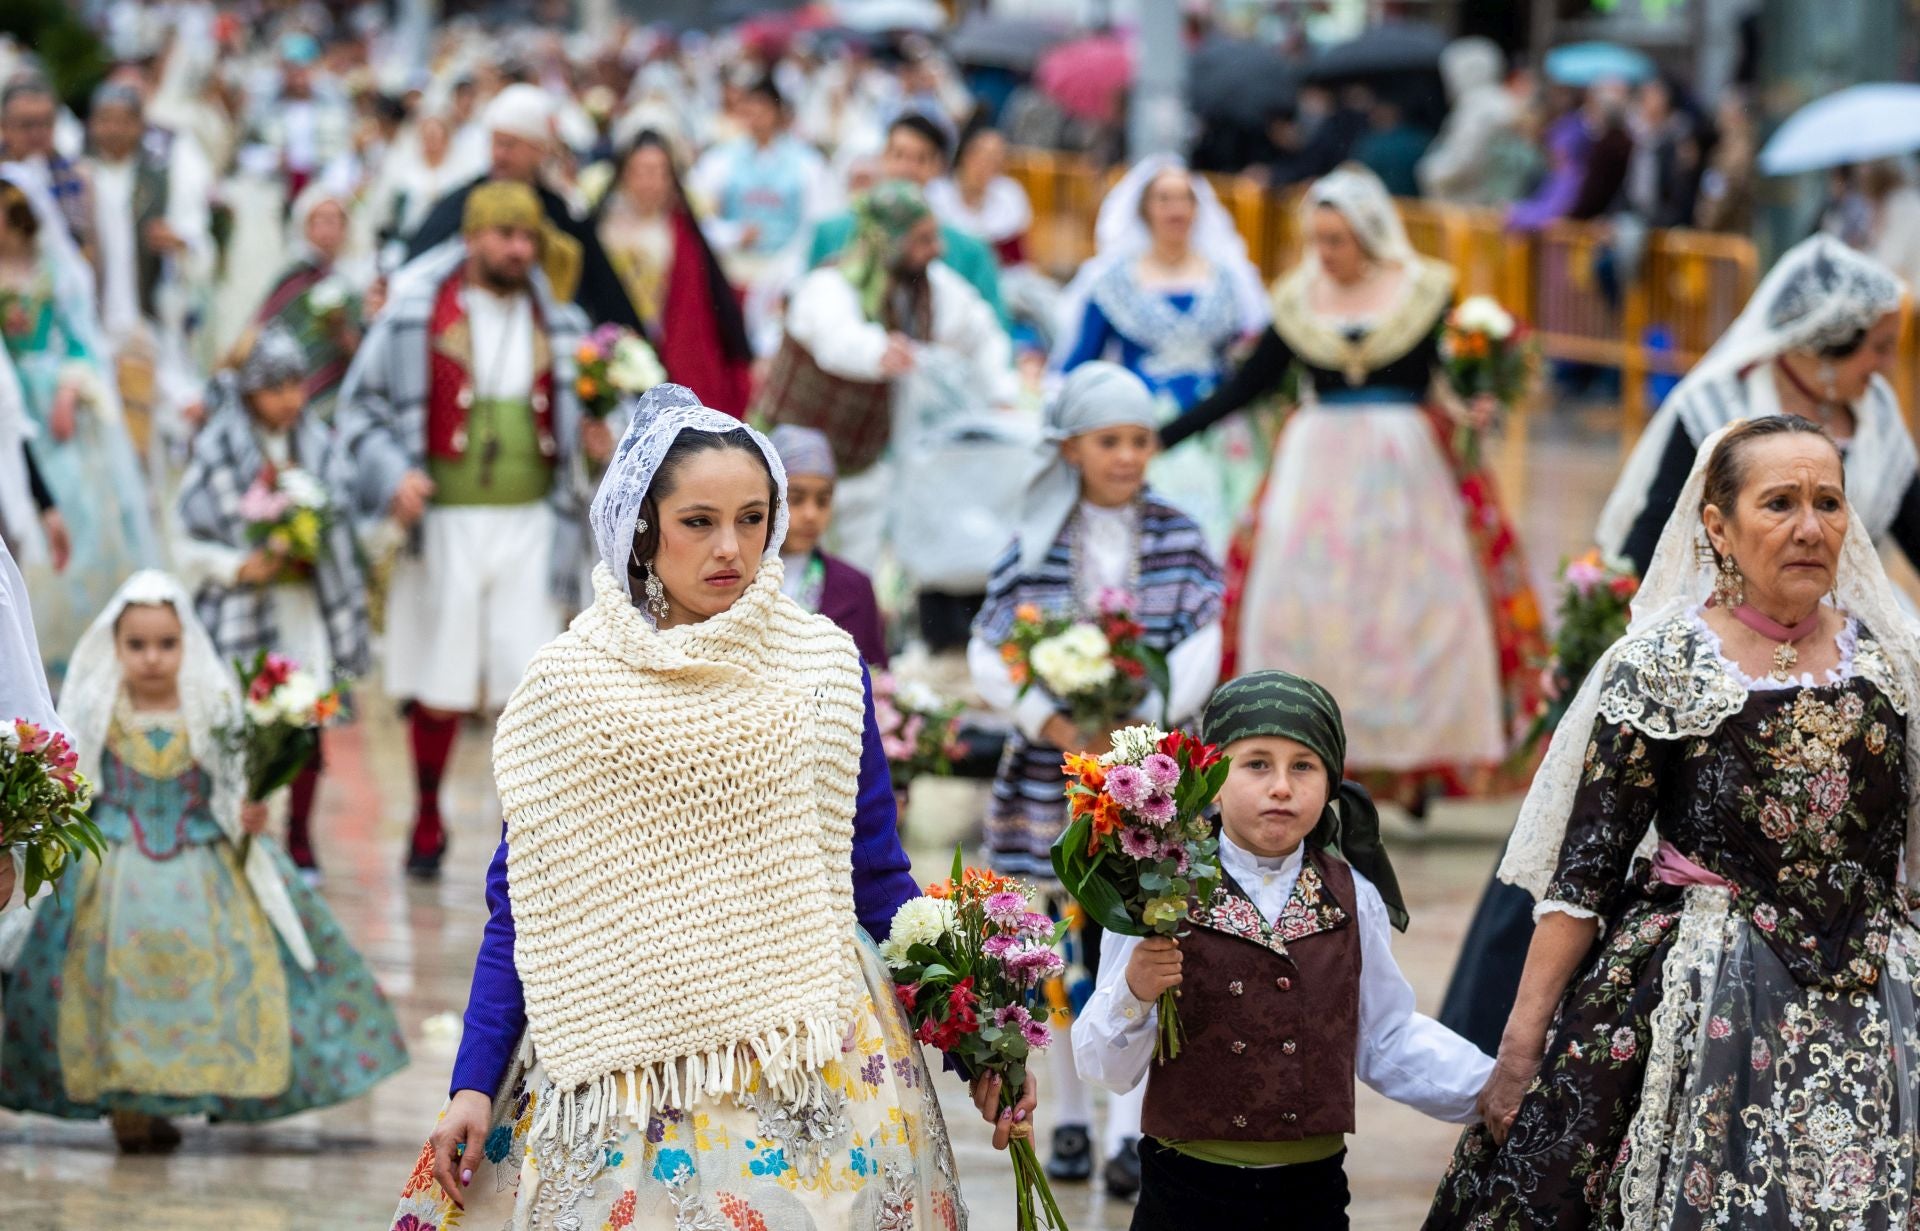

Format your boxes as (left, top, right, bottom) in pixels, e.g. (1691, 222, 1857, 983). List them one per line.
(1017, 912, 1056, 938)
(982, 932, 1019, 959)
(1021, 1019, 1053, 1049)
(994, 1004, 1032, 1029)
(984, 891, 1027, 928)
(1141, 753, 1179, 790)
(1103, 764, 1152, 810)
(1117, 827, 1160, 860)
(1137, 794, 1177, 828)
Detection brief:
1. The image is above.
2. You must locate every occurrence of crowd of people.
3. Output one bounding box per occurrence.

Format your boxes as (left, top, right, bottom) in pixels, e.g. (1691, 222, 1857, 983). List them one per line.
(4, 3, 1920, 1229)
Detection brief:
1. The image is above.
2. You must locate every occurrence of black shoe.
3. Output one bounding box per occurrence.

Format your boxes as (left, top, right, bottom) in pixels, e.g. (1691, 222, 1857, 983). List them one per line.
(1104, 1136, 1141, 1200)
(406, 838, 446, 880)
(1045, 1125, 1093, 1182)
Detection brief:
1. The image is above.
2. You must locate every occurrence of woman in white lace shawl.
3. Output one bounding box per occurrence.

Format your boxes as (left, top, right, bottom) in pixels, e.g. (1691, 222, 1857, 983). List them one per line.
(1426, 416, 1920, 1230)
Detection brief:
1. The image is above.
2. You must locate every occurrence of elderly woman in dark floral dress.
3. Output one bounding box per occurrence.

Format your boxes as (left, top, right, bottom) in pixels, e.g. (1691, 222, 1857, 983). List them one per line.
(1426, 415, 1920, 1230)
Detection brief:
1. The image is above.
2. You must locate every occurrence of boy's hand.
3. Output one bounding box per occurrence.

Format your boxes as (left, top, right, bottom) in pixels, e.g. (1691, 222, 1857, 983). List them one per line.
(1125, 935, 1182, 1003)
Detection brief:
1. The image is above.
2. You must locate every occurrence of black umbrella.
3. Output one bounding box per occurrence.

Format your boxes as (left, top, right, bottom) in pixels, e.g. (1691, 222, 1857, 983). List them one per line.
(1188, 37, 1298, 127)
(946, 14, 1072, 72)
(1304, 22, 1448, 82)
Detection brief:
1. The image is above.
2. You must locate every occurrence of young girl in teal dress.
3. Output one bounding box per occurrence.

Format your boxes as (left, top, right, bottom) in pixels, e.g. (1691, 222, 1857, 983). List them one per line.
(0, 571, 407, 1151)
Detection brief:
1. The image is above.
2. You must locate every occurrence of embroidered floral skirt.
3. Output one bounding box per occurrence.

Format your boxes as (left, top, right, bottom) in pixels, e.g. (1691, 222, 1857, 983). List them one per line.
(1425, 885, 1920, 1229)
(389, 934, 966, 1231)
(1, 836, 409, 1120)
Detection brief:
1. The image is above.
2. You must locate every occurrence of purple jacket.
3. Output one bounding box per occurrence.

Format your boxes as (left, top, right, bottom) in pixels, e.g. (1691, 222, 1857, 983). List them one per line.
(817, 552, 888, 668)
(450, 665, 920, 1097)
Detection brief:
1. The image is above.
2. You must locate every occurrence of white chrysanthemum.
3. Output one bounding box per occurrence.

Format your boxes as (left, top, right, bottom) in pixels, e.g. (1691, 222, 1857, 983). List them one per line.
(274, 673, 321, 721)
(895, 679, 945, 714)
(1101, 724, 1168, 766)
(880, 896, 958, 968)
(307, 277, 350, 314)
(607, 336, 667, 393)
(277, 467, 329, 509)
(1455, 295, 1515, 341)
(1031, 624, 1115, 696)
(246, 698, 279, 726)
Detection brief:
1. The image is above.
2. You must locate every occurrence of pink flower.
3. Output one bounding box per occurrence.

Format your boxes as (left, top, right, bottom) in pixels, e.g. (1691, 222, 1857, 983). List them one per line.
(874, 698, 904, 734)
(984, 892, 1027, 928)
(1140, 753, 1179, 790)
(1707, 1016, 1731, 1040)
(1564, 557, 1606, 596)
(1117, 827, 1160, 860)
(901, 714, 925, 747)
(1136, 793, 1177, 828)
(1160, 841, 1192, 876)
(1093, 587, 1133, 617)
(238, 479, 291, 524)
(1752, 902, 1778, 933)
(1021, 1019, 1053, 1049)
(1751, 1038, 1772, 1071)
(1808, 769, 1848, 820)
(1104, 765, 1152, 810)
(982, 933, 1019, 959)
(880, 733, 915, 762)
(12, 719, 48, 754)
(1017, 912, 1056, 937)
(994, 1004, 1032, 1029)
(1609, 1026, 1636, 1062)
(1005, 944, 1064, 987)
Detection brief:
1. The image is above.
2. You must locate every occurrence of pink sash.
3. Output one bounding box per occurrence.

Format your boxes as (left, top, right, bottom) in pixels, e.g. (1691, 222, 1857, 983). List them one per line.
(1650, 841, 1730, 890)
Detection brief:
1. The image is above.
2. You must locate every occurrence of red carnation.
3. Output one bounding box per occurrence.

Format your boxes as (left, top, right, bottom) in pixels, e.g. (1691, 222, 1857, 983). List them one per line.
(1116, 657, 1147, 680)
(895, 982, 919, 1013)
(1609, 576, 1638, 600)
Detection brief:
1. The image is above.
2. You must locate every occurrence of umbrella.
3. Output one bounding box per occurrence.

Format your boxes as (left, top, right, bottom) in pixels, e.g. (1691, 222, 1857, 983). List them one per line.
(947, 14, 1072, 72)
(1304, 22, 1446, 82)
(1760, 83, 1920, 175)
(1036, 34, 1133, 125)
(832, 0, 946, 34)
(1544, 41, 1655, 86)
(1189, 37, 1298, 127)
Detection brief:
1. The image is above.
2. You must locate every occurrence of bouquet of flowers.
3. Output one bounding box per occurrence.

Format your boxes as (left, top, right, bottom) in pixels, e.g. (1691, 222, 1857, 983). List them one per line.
(1438, 295, 1539, 469)
(1053, 725, 1231, 1060)
(883, 851, 1070, 1231)
(226, 652, 342, 862)
(1521, 550, 1638, 757)
(239, 463, 331, 570)
(873, 672, 965, 789)
(0, 720, 103, 899)
(306, 275, 352, 326)
(1000, 590, 1168, 733)
(573, 323, 667, 420)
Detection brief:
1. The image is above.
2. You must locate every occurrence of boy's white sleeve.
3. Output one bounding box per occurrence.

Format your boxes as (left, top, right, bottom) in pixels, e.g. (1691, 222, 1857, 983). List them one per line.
(1072, 931, 1157, 1095)
(1352, 872, 1494, 1124)
(966, 634, 1057, 743)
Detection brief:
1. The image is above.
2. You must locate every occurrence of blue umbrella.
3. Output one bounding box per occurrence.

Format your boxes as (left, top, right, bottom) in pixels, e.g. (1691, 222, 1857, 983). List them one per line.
(1545, 41, 1655, 87)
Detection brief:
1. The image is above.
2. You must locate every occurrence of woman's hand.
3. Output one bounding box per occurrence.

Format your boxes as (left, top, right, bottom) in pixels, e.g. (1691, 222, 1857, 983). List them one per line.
(1477, 1044, 1542, 1146)
(50, 383, 79, 443)
(236, 548, 280, 586)
(240, 801, 270, 835)
(430, 1088, 496, 1208)
(1125, 935, 1183, 1003)
(1466, 393, 1501, 431)
(969, 1069, 1039, 1151)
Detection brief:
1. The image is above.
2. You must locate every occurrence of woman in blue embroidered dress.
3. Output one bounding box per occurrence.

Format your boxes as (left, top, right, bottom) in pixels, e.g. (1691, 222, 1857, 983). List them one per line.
(1426, 416, 1920, 1230)
(1052, 156, 1272, 552)
(0, 571, 407, 1152)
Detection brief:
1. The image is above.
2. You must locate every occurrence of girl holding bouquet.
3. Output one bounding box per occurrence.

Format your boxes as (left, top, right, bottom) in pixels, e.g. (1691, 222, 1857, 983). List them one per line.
(175, 324, 370, 876)
(389, 386, 1026, 1231)
(0, 571, 406, 1151)
(968, 360, 1224, 1193)
(1159, 164, 1546, 814)
(1075, 670, 1490, 1230)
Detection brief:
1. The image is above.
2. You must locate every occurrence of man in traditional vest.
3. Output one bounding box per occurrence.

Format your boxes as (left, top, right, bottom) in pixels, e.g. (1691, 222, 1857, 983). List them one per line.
(338, 181, 611, 878)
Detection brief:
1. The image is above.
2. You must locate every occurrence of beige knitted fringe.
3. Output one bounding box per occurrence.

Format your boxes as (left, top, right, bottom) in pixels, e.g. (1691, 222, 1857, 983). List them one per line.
(528, 1013, 850, 1145)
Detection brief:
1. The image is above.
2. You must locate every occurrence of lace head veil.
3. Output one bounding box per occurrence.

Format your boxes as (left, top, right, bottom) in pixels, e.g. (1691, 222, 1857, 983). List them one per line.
(1299, 163, 1418, 278)
(1047, 152, 1272, 367)
(55, 570, 315, 968)
(1501, 423, 1920, 899)
(588, 383, 789, 601)
(1597, 236, 1906, 558)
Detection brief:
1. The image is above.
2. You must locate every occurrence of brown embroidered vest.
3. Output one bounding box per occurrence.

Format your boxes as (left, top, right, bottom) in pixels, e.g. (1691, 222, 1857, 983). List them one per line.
(1140, 849, 1361, 1143)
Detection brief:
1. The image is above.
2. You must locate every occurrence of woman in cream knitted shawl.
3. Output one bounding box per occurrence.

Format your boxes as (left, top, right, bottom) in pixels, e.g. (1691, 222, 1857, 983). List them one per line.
(389, 385, 1035, 1231)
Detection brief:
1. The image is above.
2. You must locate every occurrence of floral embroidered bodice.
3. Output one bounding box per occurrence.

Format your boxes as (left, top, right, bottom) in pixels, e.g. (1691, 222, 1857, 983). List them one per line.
(92, 710, 224, 861)
(1194, 860, 1351, 958)
(1551, 612, 1912, 991)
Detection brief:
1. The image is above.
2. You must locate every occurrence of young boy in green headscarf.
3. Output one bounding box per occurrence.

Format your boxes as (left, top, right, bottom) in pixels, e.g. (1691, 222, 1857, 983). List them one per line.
(1074, 669, 1493, 1230)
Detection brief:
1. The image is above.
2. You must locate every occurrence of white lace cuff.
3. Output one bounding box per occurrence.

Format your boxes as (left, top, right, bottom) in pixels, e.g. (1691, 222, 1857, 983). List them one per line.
(1533, 899, 1602, 924)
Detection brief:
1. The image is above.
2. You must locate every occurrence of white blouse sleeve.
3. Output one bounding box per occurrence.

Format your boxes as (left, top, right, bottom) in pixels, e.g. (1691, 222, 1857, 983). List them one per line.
(1071, 931, 1155, 1094)
(785, 270, 891, 380)
(1131, 620, 1223, 728)
(1352, 872, 1493, 1124)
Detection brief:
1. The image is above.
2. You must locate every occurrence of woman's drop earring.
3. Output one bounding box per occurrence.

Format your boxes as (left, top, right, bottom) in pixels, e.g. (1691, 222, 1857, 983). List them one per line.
(1713, 553, 1746, 608)
(643, 564, 669, 620)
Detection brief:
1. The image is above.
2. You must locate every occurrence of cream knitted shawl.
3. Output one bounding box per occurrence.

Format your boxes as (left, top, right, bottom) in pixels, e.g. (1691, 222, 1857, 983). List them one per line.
(494, 560, 866, 1143)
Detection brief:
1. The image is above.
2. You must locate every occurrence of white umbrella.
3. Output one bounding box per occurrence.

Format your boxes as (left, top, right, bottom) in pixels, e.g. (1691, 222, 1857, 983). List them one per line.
(833, 0, 948, 33)
(1760, 83, 1920, 175)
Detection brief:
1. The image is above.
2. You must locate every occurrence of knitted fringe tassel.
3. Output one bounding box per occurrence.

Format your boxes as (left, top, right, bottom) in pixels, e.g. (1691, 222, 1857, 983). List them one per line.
(529, 1016, 847, 1147)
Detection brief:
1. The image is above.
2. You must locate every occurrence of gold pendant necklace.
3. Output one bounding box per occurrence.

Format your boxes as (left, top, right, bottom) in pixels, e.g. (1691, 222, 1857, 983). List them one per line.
(1770, 641, 1799, 683)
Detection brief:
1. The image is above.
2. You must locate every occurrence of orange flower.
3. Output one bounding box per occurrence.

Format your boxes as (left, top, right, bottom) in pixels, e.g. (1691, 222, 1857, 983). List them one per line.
(575, 342, 598, 365)
(1062, 752, 1106, 791)
(578, 376, 599, 399)
(313, 693, 341, 722)
(926, 879, 954, 899)
(1087, 793, 1124, 853)
(1000, 642, 1021, 664)
(1014, 603, 1043, 625)
(1008, 661, 1029, 686)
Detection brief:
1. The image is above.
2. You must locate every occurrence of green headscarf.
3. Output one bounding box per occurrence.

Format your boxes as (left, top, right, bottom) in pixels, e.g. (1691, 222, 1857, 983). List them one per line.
(1199, 670, 1409, 931)
(841, 180, 934, 324)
